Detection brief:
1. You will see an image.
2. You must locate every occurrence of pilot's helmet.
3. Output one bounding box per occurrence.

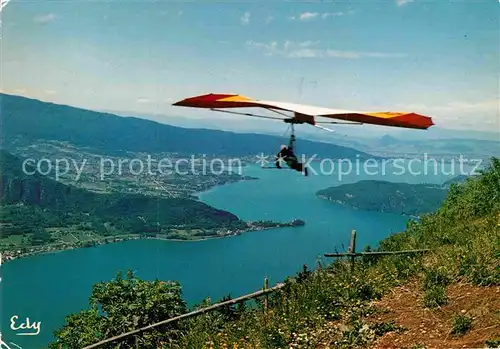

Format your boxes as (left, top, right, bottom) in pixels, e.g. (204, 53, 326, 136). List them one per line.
(280, 145, 287, 150)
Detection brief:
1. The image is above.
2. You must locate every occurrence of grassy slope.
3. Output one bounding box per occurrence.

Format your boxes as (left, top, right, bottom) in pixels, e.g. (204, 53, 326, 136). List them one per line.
(170, 158, 499, 349)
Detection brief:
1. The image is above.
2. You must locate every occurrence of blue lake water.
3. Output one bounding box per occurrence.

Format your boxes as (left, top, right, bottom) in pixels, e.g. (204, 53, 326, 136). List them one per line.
(0, 161, 470, 348)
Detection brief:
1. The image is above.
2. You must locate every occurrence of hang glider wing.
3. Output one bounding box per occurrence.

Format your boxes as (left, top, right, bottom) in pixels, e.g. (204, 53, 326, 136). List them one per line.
(172, 93, 434, 130)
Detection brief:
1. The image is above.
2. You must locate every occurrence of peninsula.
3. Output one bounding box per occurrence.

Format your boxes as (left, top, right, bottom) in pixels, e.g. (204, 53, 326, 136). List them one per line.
(317, 180, 449, 216)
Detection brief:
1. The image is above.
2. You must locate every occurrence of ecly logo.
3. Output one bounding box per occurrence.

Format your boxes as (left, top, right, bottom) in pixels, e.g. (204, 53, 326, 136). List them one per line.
(10, 316, 41, 336)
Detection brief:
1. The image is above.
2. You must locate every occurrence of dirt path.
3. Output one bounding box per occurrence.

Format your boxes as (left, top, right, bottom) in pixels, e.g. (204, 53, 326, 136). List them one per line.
(367, 282, 500, 349)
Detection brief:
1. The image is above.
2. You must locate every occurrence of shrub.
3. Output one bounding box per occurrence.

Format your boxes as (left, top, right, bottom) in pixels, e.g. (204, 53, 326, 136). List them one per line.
(451, 315, 473, 336)
(423, 285, 448, 308)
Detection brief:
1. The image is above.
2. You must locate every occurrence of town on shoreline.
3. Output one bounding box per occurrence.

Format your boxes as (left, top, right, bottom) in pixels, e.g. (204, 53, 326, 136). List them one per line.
(1, 219, 305, 263)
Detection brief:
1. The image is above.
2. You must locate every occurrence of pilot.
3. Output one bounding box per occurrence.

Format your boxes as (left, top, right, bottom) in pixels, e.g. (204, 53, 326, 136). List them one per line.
(275, 137, 308, 176)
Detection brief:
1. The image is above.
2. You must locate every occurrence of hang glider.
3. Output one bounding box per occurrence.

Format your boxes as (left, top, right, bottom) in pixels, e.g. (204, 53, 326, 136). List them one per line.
(172, 93, 434, 131)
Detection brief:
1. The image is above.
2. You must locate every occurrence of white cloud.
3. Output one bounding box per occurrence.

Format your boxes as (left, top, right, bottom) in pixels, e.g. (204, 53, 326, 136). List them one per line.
(290, 11, 346, 21)
(246, 40, 406, 59)
(299, 12, 318, 20)
(34, 13, 57, 24)
(240, 11, 250, 25)
(395, 0, 415, 6)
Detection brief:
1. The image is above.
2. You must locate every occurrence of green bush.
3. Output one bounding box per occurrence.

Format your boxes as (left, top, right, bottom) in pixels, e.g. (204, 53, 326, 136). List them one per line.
(423, 268, 452, 290)
(423, 285, 448, 308)
(451, 314, 473, 336)
(485, 338, 500, 348)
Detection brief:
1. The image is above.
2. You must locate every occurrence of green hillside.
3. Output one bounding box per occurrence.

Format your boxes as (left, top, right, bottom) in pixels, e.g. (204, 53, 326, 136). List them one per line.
(48, 158, 500, 349)
(0, 150, 245, 247)
(317, 180, 449, 216)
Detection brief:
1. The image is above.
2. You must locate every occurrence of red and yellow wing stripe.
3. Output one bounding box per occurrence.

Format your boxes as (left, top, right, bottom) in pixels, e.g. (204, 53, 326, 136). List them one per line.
(172, 93, 259, 109)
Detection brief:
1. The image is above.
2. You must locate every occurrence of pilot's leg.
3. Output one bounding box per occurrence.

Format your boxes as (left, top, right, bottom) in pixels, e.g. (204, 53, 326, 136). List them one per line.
(288, 160, 300, 171)
(290, 161, 308, 176)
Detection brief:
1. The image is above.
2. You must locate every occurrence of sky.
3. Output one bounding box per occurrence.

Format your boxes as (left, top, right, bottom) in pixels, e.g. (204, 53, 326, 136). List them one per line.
(1, 0, 499, 137)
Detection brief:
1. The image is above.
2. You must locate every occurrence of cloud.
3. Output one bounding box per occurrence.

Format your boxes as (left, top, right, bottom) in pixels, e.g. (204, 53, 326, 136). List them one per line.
(290, 11, 346, 21)
(240, 11, 250, 25)
(395, 0, 414, 6)
(246, 40, 406, 59)
(299, 12, 318, 20)
(34, 13, 57, 23)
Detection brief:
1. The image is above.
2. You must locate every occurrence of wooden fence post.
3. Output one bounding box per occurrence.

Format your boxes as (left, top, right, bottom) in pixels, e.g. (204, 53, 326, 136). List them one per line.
(316, 256, 323, 270)
(263, 277, 269, 312)
(348, 230, 356, 272)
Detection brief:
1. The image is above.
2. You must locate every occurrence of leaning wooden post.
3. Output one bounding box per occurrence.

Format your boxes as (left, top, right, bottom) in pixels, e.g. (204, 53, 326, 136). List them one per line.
(348, 230, 357, 272)
(316, 256, 323, 271)
(263, 277, 269, 312)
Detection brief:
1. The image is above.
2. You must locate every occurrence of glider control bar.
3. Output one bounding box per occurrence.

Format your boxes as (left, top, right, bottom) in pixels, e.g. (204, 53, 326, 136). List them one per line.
(313, 124, 336, 133)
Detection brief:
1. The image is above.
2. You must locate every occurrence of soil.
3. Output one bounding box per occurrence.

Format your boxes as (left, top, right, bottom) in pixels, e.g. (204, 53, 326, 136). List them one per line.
(367, 281, 500, 349)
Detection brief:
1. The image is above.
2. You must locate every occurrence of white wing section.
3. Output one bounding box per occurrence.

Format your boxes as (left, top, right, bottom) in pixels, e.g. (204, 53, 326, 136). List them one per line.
(255, 100, 362, 116)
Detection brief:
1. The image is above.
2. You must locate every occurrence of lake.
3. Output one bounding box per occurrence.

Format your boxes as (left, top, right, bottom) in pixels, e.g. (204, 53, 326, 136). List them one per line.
(0, 161, 470, 348)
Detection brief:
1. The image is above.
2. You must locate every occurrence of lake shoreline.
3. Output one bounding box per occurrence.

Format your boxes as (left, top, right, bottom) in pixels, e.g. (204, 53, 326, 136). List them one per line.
(317, 194, 423, 218)
(1, 222, 304, 264)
